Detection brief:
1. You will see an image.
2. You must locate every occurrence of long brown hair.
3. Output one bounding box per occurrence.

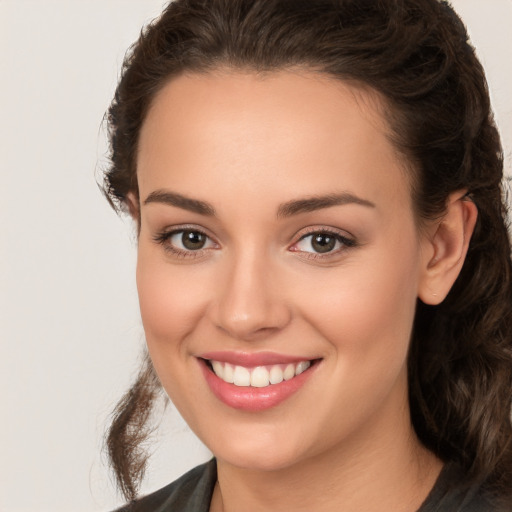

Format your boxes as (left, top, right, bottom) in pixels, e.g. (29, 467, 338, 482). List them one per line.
(103, 0, 512, 503)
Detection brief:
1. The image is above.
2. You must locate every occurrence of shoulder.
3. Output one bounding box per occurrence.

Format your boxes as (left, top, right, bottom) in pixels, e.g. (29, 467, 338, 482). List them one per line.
(113, 459, 217, 512)
(419, 463, 511, 512)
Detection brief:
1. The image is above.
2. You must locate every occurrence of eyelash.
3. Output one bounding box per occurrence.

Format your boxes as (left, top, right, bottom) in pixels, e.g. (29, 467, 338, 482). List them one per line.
(290, 227, 357, 260)
(152, 226, 357, 260)
(152, 225, 217, 259)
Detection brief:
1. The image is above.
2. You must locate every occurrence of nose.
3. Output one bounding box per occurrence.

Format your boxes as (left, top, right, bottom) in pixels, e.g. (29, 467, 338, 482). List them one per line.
(209, 250, 292, 341)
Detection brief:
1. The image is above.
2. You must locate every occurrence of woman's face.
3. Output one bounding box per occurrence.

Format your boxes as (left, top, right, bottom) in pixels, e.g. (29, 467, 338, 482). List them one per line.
(135, 71, 432, 471)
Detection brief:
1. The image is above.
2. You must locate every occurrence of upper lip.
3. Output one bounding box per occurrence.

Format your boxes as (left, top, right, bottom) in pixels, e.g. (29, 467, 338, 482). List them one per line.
(198, 351, 317, 367)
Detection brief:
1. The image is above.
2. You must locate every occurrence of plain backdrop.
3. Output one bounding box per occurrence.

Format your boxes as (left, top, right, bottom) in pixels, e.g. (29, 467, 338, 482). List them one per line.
(1, 1, 511, 511)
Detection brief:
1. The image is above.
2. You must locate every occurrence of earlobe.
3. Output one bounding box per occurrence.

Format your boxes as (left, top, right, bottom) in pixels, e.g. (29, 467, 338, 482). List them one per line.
(418, 192, 478, 305)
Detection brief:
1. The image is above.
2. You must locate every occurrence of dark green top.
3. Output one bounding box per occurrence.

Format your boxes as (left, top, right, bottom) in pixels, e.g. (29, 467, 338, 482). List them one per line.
(115, 459, 505, 511)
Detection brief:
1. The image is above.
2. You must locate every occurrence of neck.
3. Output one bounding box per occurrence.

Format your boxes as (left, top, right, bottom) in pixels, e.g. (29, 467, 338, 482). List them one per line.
(210, 394, 442, 512)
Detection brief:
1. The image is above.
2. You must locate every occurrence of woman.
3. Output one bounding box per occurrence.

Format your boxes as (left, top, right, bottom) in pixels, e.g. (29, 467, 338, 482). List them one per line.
(103, 0, 512, 510)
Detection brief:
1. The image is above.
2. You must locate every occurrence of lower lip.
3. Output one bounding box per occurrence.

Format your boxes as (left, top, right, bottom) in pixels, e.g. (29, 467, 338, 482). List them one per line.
(199, 359, 318, 411)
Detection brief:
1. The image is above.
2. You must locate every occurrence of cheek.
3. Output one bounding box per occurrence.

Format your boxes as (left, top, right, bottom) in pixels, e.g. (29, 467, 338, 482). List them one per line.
(298, 246, 420, 373)
(135, 247, 212, 411)
(136, 248, 209, 345)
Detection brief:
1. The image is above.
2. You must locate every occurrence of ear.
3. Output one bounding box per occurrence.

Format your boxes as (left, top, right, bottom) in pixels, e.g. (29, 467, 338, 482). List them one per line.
(126, 191, 140, 221)
(418, 191, 478, 305)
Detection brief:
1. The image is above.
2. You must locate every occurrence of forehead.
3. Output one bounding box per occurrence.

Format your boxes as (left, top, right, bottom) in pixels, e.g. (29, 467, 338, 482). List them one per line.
(136, 70, 412, 213)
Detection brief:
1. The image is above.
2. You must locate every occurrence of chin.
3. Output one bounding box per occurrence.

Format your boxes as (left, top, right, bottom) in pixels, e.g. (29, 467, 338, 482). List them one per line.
(204, 423, 313, 472)
(218, 447, 305, 473)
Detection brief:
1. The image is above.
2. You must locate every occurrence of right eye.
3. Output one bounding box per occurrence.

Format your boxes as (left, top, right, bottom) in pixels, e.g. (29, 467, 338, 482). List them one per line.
(170, 230, 213, 250)
(154, 228, 217, 257)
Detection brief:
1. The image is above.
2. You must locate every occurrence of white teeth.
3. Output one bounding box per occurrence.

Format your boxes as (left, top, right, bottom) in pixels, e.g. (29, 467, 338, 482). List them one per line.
(295, 361, 311, 375)
(251, 366, 270, 387)
(210, 360, 312, 388)
(269, 365, 284, 384)
(233, 365, 251, 386)
(283, 364, 295, 381)
(211, 360, 224, 380)
(223, 363, 234, 383)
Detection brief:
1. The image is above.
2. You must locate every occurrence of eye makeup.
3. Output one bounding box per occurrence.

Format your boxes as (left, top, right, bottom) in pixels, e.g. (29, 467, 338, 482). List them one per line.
(152, 223, 358, 262)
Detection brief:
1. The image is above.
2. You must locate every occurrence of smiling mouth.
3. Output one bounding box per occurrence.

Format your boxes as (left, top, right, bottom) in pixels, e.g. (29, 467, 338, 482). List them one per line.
(204, 359, 317, 388)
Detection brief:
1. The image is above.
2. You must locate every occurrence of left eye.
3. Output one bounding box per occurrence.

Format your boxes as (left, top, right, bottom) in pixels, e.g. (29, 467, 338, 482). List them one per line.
(294, 232, 348, 254)
(168, 230, 215, 251)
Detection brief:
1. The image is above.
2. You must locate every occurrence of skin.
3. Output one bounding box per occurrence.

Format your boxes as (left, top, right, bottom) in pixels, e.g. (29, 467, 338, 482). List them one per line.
(133, 70, 477, 511)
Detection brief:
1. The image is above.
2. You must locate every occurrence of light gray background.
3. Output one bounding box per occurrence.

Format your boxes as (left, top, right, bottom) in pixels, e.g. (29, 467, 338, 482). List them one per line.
(1, 1, 511, 511)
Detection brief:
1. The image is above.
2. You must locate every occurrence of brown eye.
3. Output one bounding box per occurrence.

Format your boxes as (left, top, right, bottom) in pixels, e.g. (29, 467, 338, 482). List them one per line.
(292, 230, 355, 256)
(311, 233, 336, 253)
(296, 232, 339, 254)
(159, 229, 216, 254)
(181, 230, 207, 250)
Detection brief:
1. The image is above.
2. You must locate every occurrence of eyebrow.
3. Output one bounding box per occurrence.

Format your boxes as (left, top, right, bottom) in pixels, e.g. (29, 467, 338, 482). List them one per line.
(277, 193, 375, 218)
(143, 189, 375, 218)
(144, 190, 216, 216)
